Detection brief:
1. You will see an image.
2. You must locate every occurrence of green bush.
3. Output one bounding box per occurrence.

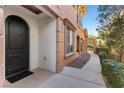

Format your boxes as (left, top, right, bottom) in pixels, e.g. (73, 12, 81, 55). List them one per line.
(96, 48, 109, 54)
(96, 48, 124, 87)
(96, 48, 110, 59)
(102, 59, 124, 87)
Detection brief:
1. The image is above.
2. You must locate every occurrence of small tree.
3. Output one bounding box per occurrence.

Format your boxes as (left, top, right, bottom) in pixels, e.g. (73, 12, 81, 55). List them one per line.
(97, 5, 124, 62)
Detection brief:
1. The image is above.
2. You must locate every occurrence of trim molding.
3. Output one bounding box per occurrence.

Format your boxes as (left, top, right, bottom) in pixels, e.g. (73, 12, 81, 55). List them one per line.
(63, 18, 77, 31)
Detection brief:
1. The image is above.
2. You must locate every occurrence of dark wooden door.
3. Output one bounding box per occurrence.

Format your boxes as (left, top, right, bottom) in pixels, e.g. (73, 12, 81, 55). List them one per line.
(5, 15, 29, 79)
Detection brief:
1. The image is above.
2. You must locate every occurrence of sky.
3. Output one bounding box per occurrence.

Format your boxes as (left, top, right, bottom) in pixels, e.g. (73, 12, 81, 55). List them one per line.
(83, 5, 99, 36)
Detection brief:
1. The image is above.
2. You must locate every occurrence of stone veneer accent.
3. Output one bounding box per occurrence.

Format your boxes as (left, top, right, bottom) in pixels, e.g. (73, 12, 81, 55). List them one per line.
(56, 17, 65, 72)
(0, 63, 4, 87)
(0, 6, 4, 87)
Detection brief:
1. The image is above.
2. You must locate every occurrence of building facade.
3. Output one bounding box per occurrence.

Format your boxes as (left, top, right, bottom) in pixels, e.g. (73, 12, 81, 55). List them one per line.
(0, 5, 88, 87)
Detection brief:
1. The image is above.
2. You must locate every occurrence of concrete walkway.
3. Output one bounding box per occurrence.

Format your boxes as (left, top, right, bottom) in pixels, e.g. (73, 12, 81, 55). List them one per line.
(5, 52, 106, 88)
(39, 53, 106, 88)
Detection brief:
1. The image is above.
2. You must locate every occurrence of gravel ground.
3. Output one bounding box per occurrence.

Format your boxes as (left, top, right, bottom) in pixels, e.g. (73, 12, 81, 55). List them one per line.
(66, 53, 91, 69)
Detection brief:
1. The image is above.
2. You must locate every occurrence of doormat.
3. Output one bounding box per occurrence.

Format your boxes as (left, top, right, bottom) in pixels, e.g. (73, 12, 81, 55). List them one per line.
(7, 71, 33, 83)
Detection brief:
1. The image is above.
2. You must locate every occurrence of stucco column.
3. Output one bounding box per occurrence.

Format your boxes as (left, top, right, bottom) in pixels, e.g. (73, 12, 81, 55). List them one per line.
(56, 17, 64, 73)
(0, 6, 4, 87)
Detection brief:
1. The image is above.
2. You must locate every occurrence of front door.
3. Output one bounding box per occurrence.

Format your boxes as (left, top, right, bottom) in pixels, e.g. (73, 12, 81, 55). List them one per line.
(5, 15, 29, 79)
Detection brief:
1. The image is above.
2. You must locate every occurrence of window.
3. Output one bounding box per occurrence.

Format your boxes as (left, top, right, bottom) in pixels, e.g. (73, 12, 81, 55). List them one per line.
(77, 6, 83, 28)
(64, 26, 74, 55)
(72, 5, 75, 8)
(72, 5, 76, 9)
(77, 6, 79, 24)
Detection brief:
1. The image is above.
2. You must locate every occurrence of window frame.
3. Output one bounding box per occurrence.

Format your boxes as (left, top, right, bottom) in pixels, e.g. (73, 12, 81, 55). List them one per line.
(64, 25, 74, 56)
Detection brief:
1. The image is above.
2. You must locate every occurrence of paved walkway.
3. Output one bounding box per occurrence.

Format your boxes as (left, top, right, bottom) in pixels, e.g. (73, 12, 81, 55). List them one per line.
(5, 52, 106, 88)
(39, 53, 106, 88)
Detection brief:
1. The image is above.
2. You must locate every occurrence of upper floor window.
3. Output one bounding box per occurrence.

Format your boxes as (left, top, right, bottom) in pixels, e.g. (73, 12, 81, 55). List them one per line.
(72, 5, 76, 9)
(77, 6, 83, 28)
(77, 6, 79, 24)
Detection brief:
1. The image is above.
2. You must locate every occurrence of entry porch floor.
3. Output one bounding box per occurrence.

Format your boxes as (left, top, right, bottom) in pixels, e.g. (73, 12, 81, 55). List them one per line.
(4, 53, 106, 88)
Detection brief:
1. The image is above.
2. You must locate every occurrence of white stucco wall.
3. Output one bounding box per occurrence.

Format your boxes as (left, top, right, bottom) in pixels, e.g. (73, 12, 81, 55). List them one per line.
(38, 17, 56, 72)
(3, 6, 39, 70)
(3, 6, 57, 73)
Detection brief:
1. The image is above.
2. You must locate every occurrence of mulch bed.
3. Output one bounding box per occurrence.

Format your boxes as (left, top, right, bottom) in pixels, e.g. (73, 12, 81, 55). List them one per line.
(66, 53, 91, 69)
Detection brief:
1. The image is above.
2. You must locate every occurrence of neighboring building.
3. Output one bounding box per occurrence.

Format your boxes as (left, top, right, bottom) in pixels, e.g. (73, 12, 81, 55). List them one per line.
(0, 5, 87, 87)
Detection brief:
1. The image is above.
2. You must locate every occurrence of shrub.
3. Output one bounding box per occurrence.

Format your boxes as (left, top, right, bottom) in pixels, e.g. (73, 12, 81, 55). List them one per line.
(102, 59, 124, 87)
(96, 48, 124, 87)
(96, 48, 109, 54)
(96, 48, 110, 58)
